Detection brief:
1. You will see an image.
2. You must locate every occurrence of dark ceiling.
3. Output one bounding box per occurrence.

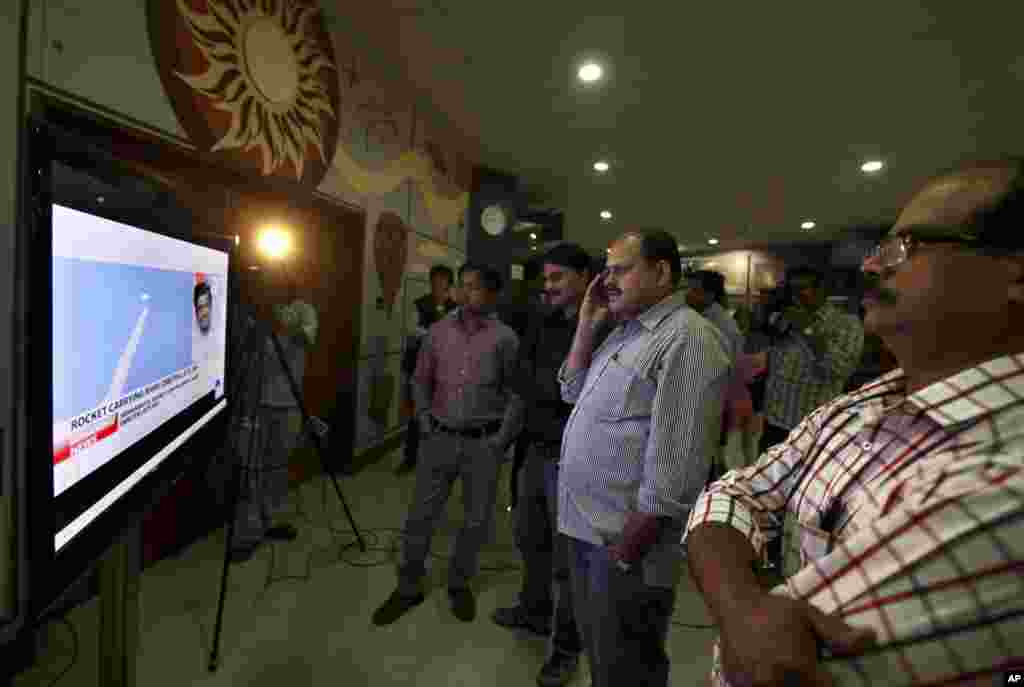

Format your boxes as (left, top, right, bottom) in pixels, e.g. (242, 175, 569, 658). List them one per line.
(324, 1, 1024, 255)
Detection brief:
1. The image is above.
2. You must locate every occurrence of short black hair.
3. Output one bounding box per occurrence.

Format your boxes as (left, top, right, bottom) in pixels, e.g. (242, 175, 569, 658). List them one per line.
(429, 264, 455, 283)
(787, 265, 827, 289)
(459, 262, 503, 292)
(542, 242, 593, 275)
(194, 281, 212, 309)
(631, 230, 682, 285)
(689, 270, 726, 304)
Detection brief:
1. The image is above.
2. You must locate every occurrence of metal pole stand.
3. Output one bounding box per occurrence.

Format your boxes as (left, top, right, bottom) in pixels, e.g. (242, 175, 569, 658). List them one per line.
(98, 523, 141, 687)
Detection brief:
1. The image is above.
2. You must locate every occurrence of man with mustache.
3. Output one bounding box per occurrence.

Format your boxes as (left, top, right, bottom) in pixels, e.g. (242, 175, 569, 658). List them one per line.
(558, 230, 732, 686)
(686, 159, 1024, 686)
(493, 242, 603, 687)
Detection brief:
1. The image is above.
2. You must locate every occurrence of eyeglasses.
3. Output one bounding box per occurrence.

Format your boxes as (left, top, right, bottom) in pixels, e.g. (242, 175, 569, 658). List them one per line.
(866, 231, 983, 271)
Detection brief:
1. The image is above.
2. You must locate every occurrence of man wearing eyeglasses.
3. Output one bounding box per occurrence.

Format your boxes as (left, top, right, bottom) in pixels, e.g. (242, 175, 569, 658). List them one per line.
(685, 159, 1024, 686)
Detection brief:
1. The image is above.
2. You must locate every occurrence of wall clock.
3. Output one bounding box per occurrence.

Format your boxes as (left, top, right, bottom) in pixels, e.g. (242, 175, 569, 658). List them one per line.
(481, 204, 507, 236)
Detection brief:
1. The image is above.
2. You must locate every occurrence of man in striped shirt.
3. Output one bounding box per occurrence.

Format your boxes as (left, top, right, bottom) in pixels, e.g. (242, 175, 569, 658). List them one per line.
(686, 159, 1024, 686)
(558, 230, 732, 687)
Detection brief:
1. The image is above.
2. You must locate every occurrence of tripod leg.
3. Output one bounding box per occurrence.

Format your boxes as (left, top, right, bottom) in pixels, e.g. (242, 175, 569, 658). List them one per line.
(268, 330, 367, 552)
(208, 330, 265, 672)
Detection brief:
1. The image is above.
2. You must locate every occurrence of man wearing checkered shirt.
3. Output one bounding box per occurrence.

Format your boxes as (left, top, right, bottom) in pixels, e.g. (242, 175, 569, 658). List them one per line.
(686, 159, 1024, 686)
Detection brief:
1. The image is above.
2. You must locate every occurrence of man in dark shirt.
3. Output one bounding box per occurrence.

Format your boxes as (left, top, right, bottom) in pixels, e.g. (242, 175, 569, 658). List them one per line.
(397, 264, 457, 474)
(492, 243, 601, 687)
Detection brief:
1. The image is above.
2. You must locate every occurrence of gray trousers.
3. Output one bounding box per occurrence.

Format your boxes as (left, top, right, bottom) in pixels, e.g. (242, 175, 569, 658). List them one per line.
(568, 537, 676, 687)
(398, 430, 503, 594)
(515, 444, 582, 657)
(232, 405, 300, 548)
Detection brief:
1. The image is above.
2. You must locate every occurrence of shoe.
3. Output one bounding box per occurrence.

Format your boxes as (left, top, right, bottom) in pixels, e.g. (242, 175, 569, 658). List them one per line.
(448, 587, 476, 622)
(265, 524, 298, 541)
(372, 590, 425, 626)
(491, 604, 552, 637)
(230, 545, 258, 564)
(536, 651, 579, 687)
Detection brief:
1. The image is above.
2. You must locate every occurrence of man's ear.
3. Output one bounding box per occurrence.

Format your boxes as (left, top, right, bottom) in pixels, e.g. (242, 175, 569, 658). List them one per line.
(658, 260, 673, 288)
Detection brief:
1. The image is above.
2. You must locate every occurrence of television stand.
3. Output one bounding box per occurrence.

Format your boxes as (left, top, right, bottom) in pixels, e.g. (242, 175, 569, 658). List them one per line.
(98, 524, 140, 687)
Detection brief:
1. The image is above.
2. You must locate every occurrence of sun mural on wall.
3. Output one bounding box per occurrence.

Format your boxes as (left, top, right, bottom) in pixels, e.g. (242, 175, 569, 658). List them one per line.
(150, 0, 341, 186)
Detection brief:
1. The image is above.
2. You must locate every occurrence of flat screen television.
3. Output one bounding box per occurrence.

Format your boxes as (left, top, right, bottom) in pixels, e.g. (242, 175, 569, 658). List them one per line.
(18, 118, 232, 620)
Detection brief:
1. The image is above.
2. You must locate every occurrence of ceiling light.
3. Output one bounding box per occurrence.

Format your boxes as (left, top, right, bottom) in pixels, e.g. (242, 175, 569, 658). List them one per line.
(96, 195, 105, 204)
(861, 160, 884, 173)
(529, 232, 537, 240)
(801, 221, 816, 230)
(708, 238, 719, 245)
(593, 160, 610, 173)
(600, 210, 613, 220)
(578, 62, 604, 83)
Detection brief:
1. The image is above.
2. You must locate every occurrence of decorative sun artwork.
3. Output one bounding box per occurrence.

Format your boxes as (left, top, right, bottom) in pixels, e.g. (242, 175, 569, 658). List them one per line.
(150, 0, 341, 187)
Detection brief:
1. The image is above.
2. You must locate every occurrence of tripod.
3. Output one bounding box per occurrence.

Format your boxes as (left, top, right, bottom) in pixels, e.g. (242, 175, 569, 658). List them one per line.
(207, 281, 366, 673)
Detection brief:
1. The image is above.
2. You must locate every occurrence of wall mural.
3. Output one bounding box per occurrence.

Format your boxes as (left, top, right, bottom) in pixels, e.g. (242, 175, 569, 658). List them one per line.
(149, 0, 341, 187)
(327, 52, 471, 232)
(373, 211, 409, 318)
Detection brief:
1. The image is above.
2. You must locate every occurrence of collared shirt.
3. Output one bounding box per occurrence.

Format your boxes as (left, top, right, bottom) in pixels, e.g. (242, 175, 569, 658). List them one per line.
(558, 291, 731, 586)
(515, 307, 584, 444)
(403, 294, 457, 375)
(702, 302, 744, 361)
(764, 303, 864, 430)
(686, 353, 1024, 686)
(414, 308, 523, 447)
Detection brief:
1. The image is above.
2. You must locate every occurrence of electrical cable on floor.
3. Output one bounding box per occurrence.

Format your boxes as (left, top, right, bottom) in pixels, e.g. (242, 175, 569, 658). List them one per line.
(230, 473, 715, 632)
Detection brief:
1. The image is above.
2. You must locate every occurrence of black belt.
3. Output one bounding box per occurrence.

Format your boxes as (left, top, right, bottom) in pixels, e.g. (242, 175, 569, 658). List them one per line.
(431, 418, 501, 439)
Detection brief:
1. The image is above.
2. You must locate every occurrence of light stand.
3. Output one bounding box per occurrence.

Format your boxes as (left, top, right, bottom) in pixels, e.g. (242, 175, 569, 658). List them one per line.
(206, 257, 365, 673)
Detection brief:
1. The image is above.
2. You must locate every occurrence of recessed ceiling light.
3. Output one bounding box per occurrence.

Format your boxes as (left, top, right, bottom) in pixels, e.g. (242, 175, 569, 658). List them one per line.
(708, 238, 719, 245)
(801, 221, 816, 230)
(529, 232, 537, 240)
(578, 62, 603, 83)
(593, 160, 610, 173)
(861, 160, 885, 173)
(600, 210, 613, 220)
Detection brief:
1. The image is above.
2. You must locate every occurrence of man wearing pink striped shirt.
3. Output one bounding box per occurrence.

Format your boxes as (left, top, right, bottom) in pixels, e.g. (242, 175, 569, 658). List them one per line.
(686, 159, 1024, 686)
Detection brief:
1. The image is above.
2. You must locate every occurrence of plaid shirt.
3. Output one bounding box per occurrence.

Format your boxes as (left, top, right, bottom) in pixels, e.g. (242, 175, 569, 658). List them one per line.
(686, 353, 1024, 685)
(764, 303, 864, 430)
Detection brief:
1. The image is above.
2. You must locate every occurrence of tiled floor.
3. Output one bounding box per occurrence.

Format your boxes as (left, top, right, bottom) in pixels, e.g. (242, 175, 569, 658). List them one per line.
(15, 451, 718, 686)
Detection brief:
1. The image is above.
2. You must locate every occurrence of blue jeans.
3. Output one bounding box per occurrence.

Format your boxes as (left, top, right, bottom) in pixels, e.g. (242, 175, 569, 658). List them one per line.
(567, 537, 676, 687)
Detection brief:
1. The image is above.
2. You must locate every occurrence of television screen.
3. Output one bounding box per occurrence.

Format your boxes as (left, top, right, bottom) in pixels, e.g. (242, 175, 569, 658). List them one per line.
(50, 204, 228, 551)
(16, 119, 233, 620)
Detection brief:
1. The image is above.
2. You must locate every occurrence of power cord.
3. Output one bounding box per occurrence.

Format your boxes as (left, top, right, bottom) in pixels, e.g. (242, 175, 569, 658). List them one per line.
(250, 475, 714, 630)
